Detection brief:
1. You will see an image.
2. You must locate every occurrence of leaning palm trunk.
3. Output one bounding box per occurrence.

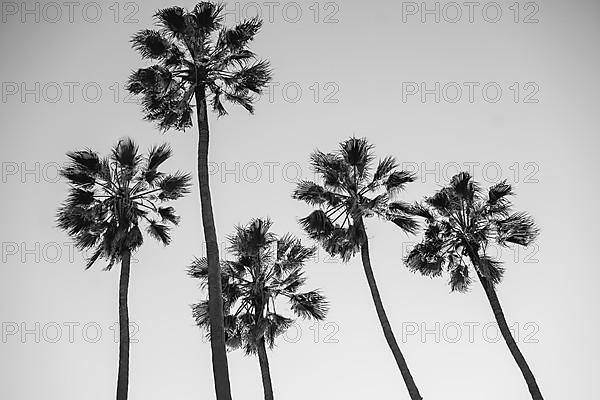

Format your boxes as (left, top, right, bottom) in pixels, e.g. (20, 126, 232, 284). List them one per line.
(256, 337, 274, 400)
(116, 248, 131, 400)
(358, 219, 422, 400)
(468, 252, 544, 400)
(194, 86, 232, 400)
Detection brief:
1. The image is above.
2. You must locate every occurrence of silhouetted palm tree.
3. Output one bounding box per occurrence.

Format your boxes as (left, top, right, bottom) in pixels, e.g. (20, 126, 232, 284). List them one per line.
(127, 3, 271, 398)
(188, 218, 328, 400)
(293, 137, 423, 400)
(56, 138, 191, 400)
(405, 171, 543, 399)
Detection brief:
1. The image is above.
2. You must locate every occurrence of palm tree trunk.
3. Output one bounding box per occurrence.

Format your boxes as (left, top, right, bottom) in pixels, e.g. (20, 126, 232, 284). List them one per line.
(194, 85, 232, 400)
(357, 218, 422, 400)
(116, 248, 131, 400)
(468, 251, 544, 400)
(256, 338, 274, 400)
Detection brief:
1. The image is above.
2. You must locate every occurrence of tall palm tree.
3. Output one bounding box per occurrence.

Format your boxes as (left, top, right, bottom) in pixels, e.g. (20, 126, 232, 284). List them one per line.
(405, 171, 543, 399)
(292, 137, 423, 400)
(127, 3, 271, 398)
(188, 218, 328, 400)
(56, 138, 191, 400)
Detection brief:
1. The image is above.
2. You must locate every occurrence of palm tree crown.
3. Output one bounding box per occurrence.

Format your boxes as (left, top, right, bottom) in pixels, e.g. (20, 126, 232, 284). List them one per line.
(406, 171, 539, 291)
(57, 138, 191, 268)
(127, 1, 272, 131)
(293, 137, 418, 260)
(188, 218, 328, 354)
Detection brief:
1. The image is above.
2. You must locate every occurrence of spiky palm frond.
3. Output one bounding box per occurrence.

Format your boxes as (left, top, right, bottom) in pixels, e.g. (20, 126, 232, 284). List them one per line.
(289, 290, 329, 320)
(371, 156, 398, 184)
(157, 172, 192, 200)
(477, 254, 505, 285)
(495, 212, 539, 246)
(146, 143, 172, 172)
(405, 244, 444, 277)
(217, 17, 262, 51)
(56, 138, 189, 270)
(192, 1, 224, 35)
(386, 170, 416, 193)
(131, 29, 172, 60)
(263, 313, 294, 349)
(189, 218, 327, 355)
(389, 214, 419, 235)
(273, 234, 316, 275)
(299, 210, 335, 241)
(339, 137, 374, 180)
(154, 6, 188, 37)
(146, 220, 171, 245)
(488, 180, 513, 204)
(292, 181, 344, 207)
(449, 261, 471, 293)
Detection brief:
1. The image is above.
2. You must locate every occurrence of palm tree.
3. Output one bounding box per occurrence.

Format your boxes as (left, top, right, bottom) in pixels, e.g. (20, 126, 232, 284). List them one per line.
(405, 171, 543, 399)
(292, 137, 423, 399)
(127, 4, 271, 397)
(56, 138, 191, 400)
(188, 218, 328, 400)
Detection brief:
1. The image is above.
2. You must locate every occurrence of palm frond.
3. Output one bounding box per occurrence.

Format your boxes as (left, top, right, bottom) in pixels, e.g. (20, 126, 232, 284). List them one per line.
(288, 290, 328, 320)
(495, 212, 539, 247)
(389, 214, 419, 235)
(60, 168, 96, 188)
(85, 247, 104, 270)
(372, 156, 398, 183)
(192, 1, 224, 35)
(158, 171, 192, 200)
(410, 202, 435, 222)
(386, 170, 415, 193)
(339, 137, 374, 179)
(225, 59, 272, 94)
(272, 234, 316, 276)
(425, 190, 453, 215)
(264, 313, 294, 348)
(127, 65, 174, 95)
(158, 206, 181, 225)
(65, 149, 101, 175)
(125, 225, 144, 250)
(187, 257, 209, 280)
(218, 17, 262, 51)
(293, 180, 343, 207)
(146, 220, 171, 245)
(66, 188, 96, 206)
(147, 143, 172, 171)
(477, 254, 505, 285)
(112, 138, 141, 169)
(191, 300, 211, 330)
(298, 210, 335, 241)
(449, 262, 471, 292)
(405, 245, 443, 277)
(488, 180, 513, 204)
(450, 171, 479, 203)
(131, 29, 172, 59)
(154, 6, 188, 37)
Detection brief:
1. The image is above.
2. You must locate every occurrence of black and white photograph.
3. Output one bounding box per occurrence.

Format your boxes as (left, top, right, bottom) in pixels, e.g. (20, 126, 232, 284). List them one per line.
(0, 1, 598, 399)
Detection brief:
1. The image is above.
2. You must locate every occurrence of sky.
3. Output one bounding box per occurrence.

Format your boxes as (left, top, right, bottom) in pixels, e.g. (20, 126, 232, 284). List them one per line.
(0, 0, 599, 399)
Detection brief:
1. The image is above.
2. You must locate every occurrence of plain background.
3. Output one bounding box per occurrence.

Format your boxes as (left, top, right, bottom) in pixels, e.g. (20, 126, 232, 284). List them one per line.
(0, 0, 598, 398)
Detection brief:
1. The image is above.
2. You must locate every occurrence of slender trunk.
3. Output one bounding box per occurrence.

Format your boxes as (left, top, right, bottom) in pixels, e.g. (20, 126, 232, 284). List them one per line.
(116, 248, 131, 400)
(256, 338, 274, 400)
(195, 85, 232, 400)
(357, 218, 422, 400)
(467, 251, 544, 400)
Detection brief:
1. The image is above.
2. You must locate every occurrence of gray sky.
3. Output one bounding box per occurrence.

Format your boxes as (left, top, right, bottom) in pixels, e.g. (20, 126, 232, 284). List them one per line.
(1, 0, 598, 399)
